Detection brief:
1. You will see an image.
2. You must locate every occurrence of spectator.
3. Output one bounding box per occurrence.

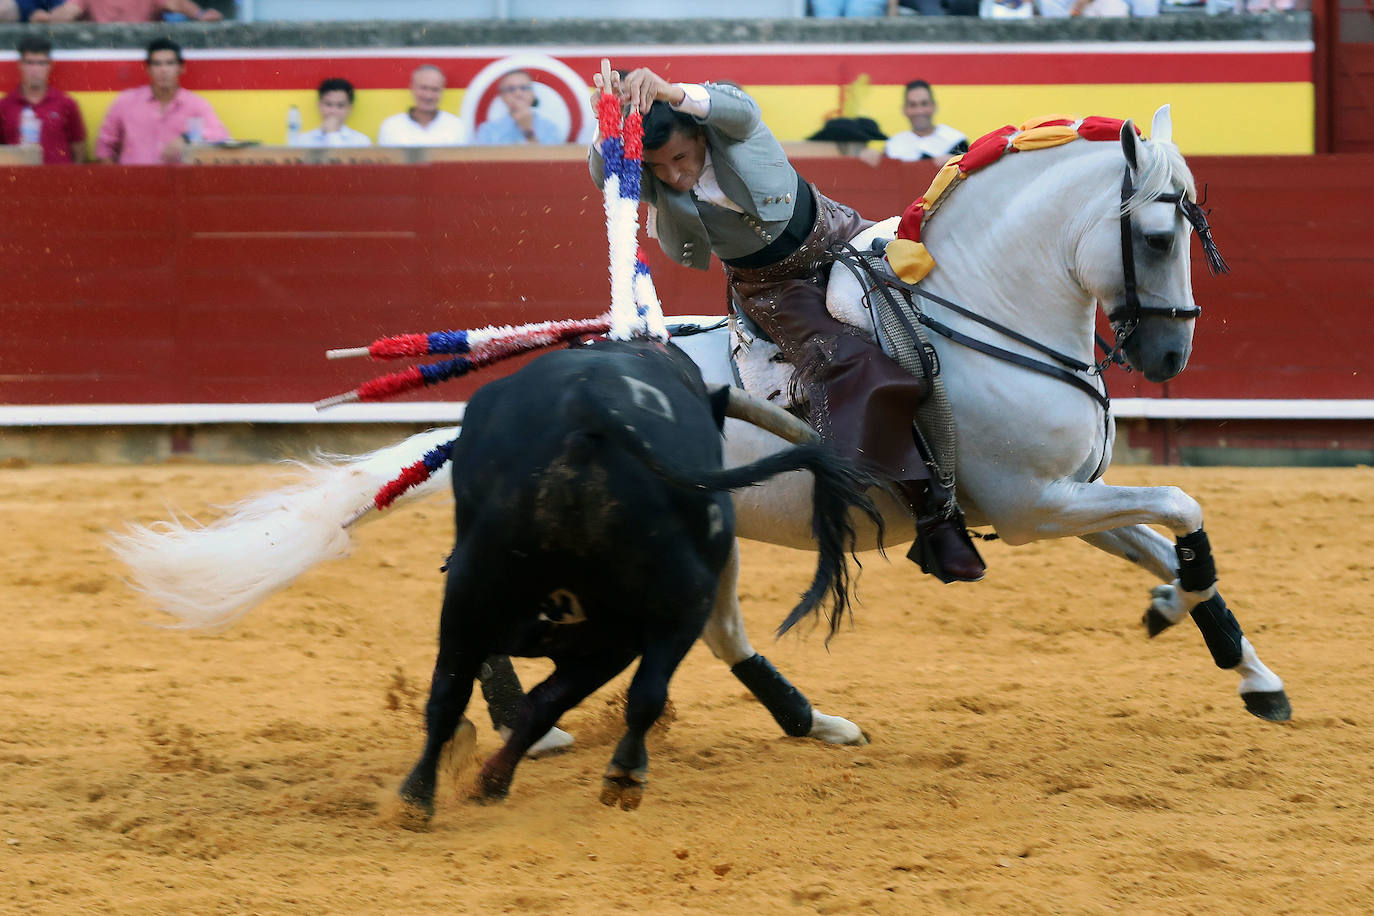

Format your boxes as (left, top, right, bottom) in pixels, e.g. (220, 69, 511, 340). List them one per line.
(7, 1, 75, 21)
(377, 65, 465, 147)
(95, 37, 229, 165)
(0, 36, 86, 164)
(32, 0, 222, 21)
(810, 0, 887, 13)
(291, 78, 371, 148)
(473, 69, 563, 146)
(859, 80, 968, 167)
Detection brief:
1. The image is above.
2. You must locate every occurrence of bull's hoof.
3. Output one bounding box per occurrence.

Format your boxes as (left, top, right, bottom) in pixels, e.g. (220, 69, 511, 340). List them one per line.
(599, 769, 646, 811)
(1142, 606, 1175, 638)
(397, 774, 435, 819)
(1241, 689, 1292, 723)
(473, 765, 513, 802)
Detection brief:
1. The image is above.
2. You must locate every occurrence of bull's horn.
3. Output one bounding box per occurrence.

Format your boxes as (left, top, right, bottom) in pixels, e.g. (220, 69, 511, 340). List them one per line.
(718, 386, 821, 445)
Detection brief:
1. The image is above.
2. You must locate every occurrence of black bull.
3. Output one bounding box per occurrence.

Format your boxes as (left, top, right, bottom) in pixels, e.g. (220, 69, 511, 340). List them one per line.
(398, 339, 882, 814)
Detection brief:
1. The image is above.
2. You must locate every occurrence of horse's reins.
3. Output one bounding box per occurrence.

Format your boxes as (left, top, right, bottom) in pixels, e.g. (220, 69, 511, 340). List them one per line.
(834, 160, 1229, 482)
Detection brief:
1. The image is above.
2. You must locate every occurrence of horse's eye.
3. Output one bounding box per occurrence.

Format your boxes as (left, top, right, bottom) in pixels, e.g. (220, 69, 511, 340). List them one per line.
(1144, 232, 1174, 253)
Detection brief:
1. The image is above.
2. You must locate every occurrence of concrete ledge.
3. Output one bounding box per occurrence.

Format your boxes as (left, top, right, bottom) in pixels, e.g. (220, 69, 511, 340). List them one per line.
(0, 14, 1310, 51)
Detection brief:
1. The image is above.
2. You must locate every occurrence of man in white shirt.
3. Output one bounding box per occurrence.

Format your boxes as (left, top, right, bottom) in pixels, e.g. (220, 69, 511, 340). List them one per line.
(377, 64, 465, 147)
(860, 80, 968, 167)
(290, 78, 371, 149)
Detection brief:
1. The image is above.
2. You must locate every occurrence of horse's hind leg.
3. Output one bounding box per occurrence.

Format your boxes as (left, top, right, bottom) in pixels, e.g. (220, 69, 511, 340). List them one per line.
(1071, 513, 1290, 722)
(699, 541, 868, 745)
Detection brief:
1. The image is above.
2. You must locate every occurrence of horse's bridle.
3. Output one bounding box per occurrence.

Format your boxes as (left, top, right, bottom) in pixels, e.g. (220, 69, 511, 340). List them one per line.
(1103, 167, 1228, 365)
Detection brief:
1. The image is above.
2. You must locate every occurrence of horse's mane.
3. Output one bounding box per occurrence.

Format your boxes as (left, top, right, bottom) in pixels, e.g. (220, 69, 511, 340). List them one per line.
(1122, 138, 1195, 215)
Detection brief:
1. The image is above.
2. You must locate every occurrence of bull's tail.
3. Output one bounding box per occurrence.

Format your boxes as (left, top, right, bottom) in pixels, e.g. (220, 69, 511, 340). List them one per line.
(109, 426, 460, 628)
(599, 420, 884, 643)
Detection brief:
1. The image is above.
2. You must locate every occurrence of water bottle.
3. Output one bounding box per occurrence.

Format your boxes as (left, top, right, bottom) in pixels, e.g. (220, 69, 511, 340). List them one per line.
(185, 116, 203, 144)
(19, 106, 40, 147)
(286, 105, 301, 145)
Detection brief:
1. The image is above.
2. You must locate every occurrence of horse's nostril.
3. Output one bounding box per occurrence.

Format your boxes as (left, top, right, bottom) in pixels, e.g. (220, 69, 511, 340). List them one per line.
(1164, 351, 1184, 376)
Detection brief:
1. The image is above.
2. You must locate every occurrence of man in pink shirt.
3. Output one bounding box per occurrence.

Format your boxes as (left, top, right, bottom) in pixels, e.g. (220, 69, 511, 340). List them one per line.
(95, 37, 228, 165)
(0, 36, 86, 164)
(33, 0, 222, 21)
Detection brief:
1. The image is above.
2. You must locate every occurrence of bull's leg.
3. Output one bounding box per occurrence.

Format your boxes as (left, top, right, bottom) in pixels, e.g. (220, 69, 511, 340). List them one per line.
(601, 630, 697, 811)
(476, 648, 637, 802)
(700, 541, 868, 745)
(992, 480, 1290, 722)
(398, 641, 484, 818)
(478, 656, 574, 757)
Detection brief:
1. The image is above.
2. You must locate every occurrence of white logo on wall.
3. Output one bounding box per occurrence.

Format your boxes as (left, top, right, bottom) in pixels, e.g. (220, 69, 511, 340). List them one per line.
(459, 53, 593, 144)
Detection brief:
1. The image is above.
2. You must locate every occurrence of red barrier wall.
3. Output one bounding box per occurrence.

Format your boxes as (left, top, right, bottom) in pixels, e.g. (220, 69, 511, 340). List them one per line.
(3, 154, 1372, 408)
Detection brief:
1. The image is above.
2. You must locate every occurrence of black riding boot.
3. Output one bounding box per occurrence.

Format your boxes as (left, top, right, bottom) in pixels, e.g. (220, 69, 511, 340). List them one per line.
(895, 481, 986, 583)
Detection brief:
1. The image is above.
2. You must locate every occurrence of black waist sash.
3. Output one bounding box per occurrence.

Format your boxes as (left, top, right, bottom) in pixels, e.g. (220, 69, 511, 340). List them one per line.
(721, 173, 815, 270)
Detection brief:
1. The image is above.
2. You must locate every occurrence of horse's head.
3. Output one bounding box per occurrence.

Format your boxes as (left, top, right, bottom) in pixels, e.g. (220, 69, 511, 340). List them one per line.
(1076, 106, 1224, 383)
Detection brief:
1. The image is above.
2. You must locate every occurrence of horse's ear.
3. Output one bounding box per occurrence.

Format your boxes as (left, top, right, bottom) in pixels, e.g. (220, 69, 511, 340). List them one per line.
(1120, 119, 1141, 173)
(1150, 104, 1173, 144)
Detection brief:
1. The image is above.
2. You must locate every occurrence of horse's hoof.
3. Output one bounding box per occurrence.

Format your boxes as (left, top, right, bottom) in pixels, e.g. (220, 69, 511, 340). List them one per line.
(1142, 606, 1175, 638)
(808, 710, 869, 746)
(497, 725, 575, 759)
(1241, 689, 1292, 722)
(599, 774, 645, 811)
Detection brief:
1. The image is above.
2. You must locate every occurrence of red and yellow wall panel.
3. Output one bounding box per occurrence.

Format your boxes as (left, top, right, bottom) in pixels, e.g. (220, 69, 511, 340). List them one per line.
(14, 41, 1314, 156)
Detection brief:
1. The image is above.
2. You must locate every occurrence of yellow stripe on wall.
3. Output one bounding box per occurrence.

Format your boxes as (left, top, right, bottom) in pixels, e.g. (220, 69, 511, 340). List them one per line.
(751, 83, 1314, 155)
(72, 82, 1312, 157)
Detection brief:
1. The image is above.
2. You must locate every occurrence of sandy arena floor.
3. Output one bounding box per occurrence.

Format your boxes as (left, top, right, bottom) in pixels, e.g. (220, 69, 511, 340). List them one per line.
(2, 462, 1372, 915)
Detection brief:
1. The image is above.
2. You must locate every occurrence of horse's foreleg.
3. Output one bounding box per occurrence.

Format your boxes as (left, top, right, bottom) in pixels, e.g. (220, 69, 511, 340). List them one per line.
(1015, 483, 1290, 722)
(699, 541, 867, 745)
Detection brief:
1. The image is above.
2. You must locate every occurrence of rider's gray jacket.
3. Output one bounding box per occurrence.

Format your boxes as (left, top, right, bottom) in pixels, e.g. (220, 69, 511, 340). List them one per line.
(589, 82, 800, 270)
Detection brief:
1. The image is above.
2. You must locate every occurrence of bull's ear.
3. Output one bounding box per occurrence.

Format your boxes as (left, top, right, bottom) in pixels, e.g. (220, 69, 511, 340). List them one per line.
(707, 385, 732, 430)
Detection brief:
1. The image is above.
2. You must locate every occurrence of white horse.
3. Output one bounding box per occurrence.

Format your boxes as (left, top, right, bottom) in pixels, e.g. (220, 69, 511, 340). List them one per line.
(113, 109, 1289, 754)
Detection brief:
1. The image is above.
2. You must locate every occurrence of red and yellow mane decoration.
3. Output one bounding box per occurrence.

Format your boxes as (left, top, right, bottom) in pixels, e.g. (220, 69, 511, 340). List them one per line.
(885, 115, 1142, 285)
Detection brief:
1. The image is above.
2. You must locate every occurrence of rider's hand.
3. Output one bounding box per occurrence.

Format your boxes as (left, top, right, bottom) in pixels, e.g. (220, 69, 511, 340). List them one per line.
(619, 68, 686, 113)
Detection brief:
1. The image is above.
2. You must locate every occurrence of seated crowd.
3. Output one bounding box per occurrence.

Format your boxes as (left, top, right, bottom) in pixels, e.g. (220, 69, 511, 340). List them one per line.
(0, 37, 589, 162)
(2, 35, 973, 167)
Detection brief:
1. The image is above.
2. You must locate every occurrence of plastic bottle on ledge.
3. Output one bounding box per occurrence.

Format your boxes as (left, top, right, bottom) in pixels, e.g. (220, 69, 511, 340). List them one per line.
(19, 106, 40, 147)
(286, 105, 301, 146)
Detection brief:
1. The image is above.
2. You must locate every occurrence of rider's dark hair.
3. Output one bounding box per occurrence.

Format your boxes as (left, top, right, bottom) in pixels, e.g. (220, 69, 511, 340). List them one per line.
(145, 37, 184, 65)
(643, 100, 702, 151)
(317, 77, 355, 103)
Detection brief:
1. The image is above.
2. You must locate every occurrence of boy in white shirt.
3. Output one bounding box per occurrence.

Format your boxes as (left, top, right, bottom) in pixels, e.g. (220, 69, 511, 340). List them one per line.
(291, 78, 371, 149)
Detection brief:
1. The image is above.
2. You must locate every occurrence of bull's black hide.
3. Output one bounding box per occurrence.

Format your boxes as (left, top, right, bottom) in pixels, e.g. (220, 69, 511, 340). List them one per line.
(399, 338, 877, 814)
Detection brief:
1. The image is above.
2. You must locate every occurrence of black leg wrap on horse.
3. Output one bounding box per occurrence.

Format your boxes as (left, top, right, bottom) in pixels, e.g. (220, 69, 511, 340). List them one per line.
(1175, 528, 1218, 594)
(478, 655, 525, 731)
(1189, 593, 1244, 669)
(730, 654, 813, 738)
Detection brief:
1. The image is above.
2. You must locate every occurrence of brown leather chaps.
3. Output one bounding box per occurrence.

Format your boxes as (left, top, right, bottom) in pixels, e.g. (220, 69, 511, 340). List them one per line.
(725, 187, 932, 485)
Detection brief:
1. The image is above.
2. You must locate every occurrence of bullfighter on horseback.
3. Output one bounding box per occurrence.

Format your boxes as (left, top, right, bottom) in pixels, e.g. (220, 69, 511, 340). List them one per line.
(589, 60, 985, 583)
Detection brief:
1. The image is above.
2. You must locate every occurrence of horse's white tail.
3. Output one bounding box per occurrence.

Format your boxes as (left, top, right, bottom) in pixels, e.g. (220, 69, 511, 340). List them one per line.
(110, 426, 460, 629)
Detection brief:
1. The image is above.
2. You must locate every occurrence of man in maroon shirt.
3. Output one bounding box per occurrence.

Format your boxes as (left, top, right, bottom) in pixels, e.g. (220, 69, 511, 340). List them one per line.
(0, 36, 86, 164)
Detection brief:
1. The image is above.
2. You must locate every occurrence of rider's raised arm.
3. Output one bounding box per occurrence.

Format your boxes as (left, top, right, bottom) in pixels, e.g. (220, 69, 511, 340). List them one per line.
(696, 82, 761, 141)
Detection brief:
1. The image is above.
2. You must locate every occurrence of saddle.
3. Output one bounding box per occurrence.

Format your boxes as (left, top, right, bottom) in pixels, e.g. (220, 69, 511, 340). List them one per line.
(728, 232, 961, 510)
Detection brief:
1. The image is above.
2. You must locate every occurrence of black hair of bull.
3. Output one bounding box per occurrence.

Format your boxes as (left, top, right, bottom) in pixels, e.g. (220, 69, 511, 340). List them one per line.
(397, 338, 881, 816)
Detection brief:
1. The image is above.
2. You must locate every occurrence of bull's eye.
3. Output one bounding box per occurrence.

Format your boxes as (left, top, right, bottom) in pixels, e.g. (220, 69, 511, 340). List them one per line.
(1144, 231, 1174, 254)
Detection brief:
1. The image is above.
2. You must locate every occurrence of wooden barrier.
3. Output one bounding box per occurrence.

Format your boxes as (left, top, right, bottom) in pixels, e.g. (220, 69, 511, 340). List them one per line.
(2, 154, 1371, 416)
